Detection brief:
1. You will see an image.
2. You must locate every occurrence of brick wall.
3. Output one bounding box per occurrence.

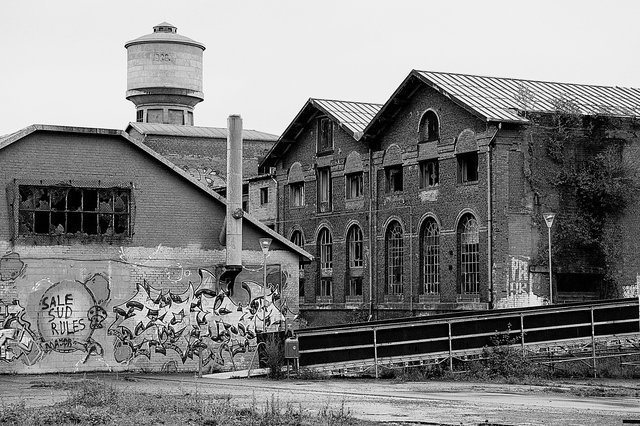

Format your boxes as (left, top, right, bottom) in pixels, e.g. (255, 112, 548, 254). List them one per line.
(0, 130, 301, 373)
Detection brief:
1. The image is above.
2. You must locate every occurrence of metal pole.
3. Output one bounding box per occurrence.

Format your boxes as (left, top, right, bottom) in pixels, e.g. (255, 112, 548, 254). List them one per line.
(373, 329, 379, 379)
(591, 307, 597, 378)
(548, 226, 553, 304)
(263, 252, 267, 332)
(520, 313, 525, 357)
(448, 322, 453, 372)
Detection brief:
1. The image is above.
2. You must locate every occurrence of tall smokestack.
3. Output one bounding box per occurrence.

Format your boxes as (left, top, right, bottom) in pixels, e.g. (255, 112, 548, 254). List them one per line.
(220, 114, 243, 293)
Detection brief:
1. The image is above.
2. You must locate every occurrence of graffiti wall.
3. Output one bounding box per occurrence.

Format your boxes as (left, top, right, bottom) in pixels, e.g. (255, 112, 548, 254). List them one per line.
(0, 249, 298, 373)
(495, 255, 546, 309)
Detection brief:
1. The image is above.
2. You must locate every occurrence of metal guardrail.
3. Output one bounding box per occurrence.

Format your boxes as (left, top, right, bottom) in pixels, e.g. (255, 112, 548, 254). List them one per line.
(296, 298, 640, 377)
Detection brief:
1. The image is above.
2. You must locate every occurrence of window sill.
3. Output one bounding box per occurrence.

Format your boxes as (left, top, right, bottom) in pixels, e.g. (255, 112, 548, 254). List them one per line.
(15, 234, 132, 245)
(457, 180, 479, 187)
(316, 149, 334, 157)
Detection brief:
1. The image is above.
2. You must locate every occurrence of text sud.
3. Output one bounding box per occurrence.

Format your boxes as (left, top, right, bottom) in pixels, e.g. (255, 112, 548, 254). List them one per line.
(40, 293, 86, 336)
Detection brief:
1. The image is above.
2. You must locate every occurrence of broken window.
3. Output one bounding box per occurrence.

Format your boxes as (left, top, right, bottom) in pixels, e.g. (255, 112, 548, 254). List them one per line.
(317, 117, 333, 153)
(419, 110, 440, 142)
(345, 172, 363, 199)
(419, 160, 439, 188)
(385, 166, 403, 193)
(458, 152, 478, 183)
(317, 167, 332, 212)
(17, 185, 131, 238)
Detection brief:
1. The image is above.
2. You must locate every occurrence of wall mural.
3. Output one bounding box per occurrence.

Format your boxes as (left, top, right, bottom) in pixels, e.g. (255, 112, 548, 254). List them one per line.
(0, 252, 111, 365)
(0, 249, 294, 371)
(108, 265, 290, 369)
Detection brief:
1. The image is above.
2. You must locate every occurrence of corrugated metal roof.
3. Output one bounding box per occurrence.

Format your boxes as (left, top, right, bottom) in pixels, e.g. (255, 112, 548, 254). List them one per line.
(128, 122, 278, 141)
(312, 99, 382, 136)
(416, 71, 640, 122)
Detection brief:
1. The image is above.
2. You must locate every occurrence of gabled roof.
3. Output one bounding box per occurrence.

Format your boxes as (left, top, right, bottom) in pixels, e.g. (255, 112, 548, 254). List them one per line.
(363, 70, 640, 138)
(126, 122, 278, 142)
(0, 124, 312, 261)
(260, 98, 382, 167)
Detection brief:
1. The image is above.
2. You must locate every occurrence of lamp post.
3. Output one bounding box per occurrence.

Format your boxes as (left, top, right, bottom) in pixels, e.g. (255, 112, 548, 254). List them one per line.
(259, 238, 272, 332)
(543, 212, 556, 304)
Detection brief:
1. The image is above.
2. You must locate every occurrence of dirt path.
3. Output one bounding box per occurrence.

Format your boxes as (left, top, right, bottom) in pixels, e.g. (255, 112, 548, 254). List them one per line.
(1, 373, 638, 425)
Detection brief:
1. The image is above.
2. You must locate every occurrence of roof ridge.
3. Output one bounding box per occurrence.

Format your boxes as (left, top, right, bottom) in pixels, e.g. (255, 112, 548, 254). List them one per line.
(311, 98, 384, 107)
(415, 69, 637, 90)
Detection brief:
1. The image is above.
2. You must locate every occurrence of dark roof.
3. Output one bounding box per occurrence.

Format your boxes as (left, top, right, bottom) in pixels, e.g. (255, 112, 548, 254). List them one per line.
(0, 124, 311, 261)
(416, 70, 640, 122)
(127, 122, 278, 142)
(260, 98, 382, 167)
(364, 70, 640, 138)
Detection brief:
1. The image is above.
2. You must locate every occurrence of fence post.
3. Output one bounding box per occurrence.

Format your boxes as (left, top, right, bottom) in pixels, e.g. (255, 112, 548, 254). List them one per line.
(591, 306, 597, 378)
(520, 313, 525, 357)
(373, 328, 379, 379)
(448, 321, 453, 372)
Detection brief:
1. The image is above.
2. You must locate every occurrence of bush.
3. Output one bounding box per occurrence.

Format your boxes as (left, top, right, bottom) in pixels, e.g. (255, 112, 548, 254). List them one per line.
(260, 332, 285, 379)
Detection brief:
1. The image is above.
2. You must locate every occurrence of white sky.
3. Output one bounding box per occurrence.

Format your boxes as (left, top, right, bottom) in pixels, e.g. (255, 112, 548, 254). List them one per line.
(2, 0, 639, 137)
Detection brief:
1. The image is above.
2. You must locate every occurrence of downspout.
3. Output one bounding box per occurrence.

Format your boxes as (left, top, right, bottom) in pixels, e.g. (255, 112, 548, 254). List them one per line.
(368, 148, 374, 320)
(487, 123, 501, 309)
(409, 205, 413, 315)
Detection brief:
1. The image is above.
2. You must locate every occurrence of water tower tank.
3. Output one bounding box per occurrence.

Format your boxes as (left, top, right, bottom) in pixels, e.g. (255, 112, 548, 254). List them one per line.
(125, 23, 205, 125)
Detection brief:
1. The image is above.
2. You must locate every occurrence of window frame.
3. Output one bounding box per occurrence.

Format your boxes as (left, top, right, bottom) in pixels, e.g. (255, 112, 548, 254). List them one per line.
(345, 172, 364, 200)
(13, 181, 133, 241)
(260, 187, 269, 205)
(385, 165, 403, 193)
(419, 159, 439, 189)
(318, 227, 333, 271)
(458, 214, 480, 295)
(419, 110, 440, 142)
(420, 219, 440, 294)
(347, 225, 364, 268)
(316, 117, 334, 154)
(385, 221, 404, 295)
(289, 181, 305, 207)
(457, 152, 479, 184)
(317, 167, 332, 213)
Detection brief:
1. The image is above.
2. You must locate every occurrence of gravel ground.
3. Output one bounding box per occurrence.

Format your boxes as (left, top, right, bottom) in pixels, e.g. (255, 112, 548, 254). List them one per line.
(1, 373, 639, 425)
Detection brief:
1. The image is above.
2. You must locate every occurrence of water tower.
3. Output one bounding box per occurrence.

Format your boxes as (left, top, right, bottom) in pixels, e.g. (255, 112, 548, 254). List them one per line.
(125, 23, 205, 125)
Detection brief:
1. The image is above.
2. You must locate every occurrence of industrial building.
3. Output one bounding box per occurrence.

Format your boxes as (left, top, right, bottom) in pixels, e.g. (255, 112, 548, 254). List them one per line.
(261, 70, 640, 326)
(0, 23, 310, 374)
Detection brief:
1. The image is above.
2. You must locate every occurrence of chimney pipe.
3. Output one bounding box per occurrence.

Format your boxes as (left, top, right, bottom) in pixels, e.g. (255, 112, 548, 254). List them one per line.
(220, 114, 243, 294)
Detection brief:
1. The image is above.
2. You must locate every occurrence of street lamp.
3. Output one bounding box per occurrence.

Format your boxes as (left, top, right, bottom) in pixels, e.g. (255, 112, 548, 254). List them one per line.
(543, 212, 556, 304)
(259, 238, 272, 331)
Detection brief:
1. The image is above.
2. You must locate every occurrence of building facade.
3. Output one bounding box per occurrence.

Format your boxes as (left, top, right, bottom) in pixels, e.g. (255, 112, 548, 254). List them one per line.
(0, 125, 311, 373)
(262, 71, 640, 327)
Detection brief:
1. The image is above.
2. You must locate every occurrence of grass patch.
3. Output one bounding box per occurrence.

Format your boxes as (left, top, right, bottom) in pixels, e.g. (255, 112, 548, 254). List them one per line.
(0, 378, 369, 425)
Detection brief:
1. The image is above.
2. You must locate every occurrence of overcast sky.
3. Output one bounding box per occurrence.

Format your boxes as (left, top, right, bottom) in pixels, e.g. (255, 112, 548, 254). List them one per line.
(2, 0, 639, 137)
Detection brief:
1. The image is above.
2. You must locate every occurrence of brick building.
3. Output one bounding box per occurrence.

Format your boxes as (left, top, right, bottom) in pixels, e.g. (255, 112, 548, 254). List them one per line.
(0, 125, 311, 373)
(261, 70, 640, 327)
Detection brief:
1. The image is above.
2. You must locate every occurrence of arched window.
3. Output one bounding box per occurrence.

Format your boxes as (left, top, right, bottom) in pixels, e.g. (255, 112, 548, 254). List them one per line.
(421, 219, 439, 294)
(386, 221, 404, 295)
(290, 230, 304, 248)
(318, 228, 332, 270)
(291, 230, 305, 300)
(458, 214, 479, 294)
(419, 110, 439, 142)
(347, 225, 363, 268)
